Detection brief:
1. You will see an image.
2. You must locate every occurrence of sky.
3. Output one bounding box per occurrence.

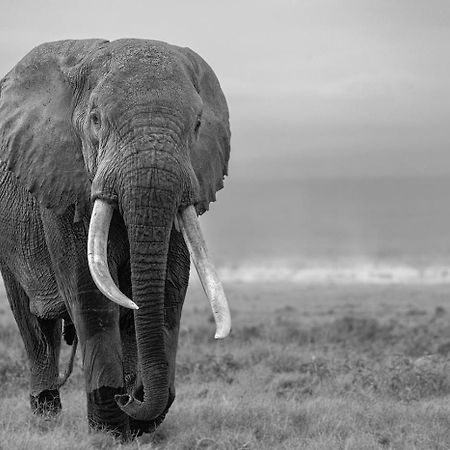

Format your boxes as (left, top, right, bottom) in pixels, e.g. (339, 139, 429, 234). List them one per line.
(1, 0, 450, 272)
(1, 0, 449, 183)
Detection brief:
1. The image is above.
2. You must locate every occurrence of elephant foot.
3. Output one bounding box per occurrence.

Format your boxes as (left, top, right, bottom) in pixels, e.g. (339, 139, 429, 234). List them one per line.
(129, 390, 175, 436)
(87, 386, 130, 438)
(129, 411, 167, 436)
(30, 389, 61, 415)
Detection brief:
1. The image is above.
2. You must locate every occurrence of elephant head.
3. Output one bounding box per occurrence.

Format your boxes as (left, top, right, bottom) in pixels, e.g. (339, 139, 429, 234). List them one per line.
(0, 39, 231, 422)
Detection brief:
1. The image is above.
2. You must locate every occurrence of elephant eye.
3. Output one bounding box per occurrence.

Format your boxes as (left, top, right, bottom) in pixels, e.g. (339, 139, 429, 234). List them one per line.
(194, 118, 201, 135)
(91, 112, 101, 128)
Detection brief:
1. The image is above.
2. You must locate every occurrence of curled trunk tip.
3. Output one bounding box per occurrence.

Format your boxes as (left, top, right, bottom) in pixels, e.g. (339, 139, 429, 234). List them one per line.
(114, 392, 167, 421)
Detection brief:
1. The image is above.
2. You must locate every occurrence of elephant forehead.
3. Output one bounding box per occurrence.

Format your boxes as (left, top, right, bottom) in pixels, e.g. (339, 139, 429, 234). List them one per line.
(107, 39, 183, 79)
(91, 43, 195, 106)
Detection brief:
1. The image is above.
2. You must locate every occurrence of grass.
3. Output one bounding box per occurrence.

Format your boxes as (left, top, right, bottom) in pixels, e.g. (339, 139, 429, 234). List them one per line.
(1, 283, 450, 448)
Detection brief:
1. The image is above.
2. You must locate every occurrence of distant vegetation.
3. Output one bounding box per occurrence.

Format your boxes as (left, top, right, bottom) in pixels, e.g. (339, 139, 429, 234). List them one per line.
(0, 283, 450, 449)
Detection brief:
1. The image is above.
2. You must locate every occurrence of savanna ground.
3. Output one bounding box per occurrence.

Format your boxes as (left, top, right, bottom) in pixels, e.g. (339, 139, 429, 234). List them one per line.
(1, 283, 450, 449)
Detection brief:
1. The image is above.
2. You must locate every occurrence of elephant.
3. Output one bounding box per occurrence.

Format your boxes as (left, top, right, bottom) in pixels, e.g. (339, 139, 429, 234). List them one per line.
(0, 38, 231, 438)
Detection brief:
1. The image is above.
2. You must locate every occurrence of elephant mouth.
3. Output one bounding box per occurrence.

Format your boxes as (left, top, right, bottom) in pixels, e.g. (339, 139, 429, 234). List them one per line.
(87, 198, 231, 339)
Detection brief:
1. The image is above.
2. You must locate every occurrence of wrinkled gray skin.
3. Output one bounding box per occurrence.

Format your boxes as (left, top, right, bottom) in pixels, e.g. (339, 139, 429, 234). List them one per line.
(0, 39, 230, 437)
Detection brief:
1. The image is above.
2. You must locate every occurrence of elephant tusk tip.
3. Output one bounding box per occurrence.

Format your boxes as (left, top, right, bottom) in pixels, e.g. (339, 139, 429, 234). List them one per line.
(214, 327, 231, 340)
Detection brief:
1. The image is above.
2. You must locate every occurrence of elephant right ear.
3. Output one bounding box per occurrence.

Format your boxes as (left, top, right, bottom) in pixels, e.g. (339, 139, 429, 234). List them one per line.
(0, 39, 108, 216)
(179, 47, 231, 215)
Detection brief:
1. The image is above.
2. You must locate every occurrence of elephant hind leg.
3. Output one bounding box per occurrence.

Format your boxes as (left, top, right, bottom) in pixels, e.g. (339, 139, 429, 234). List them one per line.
(0, 264, 62, 415)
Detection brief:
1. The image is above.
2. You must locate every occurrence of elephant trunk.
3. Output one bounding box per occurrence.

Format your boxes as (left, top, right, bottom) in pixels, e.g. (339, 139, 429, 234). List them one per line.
(112, 149, 182, 421)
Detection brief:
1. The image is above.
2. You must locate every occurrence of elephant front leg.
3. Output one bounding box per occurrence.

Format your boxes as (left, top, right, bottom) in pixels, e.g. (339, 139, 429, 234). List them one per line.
(29, 318, 63, 415)
(72, 295, 129, 436)
(40, 208, 129, 436)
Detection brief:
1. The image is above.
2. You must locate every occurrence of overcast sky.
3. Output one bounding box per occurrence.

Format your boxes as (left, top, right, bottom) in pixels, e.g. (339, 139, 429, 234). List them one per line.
(1, 0, 449, 180)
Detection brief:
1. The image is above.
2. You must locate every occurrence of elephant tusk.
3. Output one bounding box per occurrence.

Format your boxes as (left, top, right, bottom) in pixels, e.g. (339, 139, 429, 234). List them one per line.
(177, 205, 231, 339)
(88, 199, 139, 310)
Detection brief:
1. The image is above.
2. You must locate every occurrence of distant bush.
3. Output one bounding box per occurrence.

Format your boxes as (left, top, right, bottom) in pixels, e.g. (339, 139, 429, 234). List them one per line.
(177, 353, 241, 384)
(385, 355, 450, 401)
(319, 316, 398, 347)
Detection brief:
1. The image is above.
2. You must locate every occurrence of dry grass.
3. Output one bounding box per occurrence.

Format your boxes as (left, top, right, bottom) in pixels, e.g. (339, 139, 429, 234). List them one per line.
(1, 283, 450, 449)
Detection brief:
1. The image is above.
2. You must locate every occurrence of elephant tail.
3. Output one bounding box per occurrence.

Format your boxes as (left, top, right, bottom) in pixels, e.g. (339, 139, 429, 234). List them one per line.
(57, 333, 78, 388)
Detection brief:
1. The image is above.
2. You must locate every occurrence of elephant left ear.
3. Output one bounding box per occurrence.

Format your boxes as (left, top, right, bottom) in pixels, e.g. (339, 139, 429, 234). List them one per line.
(180, 48, 231, 215)
(0, 40, 106, 216)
